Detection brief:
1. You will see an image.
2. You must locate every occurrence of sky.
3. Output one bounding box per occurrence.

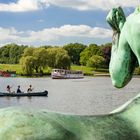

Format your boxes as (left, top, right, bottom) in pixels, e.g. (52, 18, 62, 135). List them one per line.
(0, 0, 138, 47)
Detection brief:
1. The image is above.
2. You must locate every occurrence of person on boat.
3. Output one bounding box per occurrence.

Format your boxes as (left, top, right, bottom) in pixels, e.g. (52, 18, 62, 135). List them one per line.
(27, 85, 33, 93)
(7, 85, 11, 93)
(17, 85, 22, 93)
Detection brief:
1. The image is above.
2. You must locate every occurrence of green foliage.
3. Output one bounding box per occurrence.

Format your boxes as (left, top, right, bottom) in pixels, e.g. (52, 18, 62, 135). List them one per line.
(20, 56, 35, 75)
(80, 44, 103, 66)
(20, 47, 71, 75)
(0, 43, 27, 64)
(134, 67, 140, 75)
(33, 48, 48, 73)
(22, 47, 35, 57)
(87, 55, 105, 69)
(40, 45, 52, 49)
(20, 48, 48, 75)
(46, 48, 57, 68)
(55, 49, 71, 69)
(63, 43, 87, 65)
(46, 48, 71, 69)
(101, 43, 112, 67)
(0, 42, 112, 76)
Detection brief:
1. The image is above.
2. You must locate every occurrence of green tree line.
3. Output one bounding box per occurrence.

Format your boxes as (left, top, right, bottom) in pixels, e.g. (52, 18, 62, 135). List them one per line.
(0, 43, 27, 64)
(0, 43, 111, 75)
(20, 47, 70, 75)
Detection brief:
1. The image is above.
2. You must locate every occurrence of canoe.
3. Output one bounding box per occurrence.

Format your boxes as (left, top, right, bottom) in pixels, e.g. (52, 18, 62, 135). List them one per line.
(0, 90, 48, 97)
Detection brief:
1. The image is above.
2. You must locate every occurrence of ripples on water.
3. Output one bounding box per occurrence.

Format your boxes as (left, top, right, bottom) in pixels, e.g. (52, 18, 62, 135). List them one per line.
(0, 76, 139, 115)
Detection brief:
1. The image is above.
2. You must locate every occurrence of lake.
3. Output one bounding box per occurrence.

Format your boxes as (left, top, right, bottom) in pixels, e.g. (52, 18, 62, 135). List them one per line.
(0, 76, 139, 115)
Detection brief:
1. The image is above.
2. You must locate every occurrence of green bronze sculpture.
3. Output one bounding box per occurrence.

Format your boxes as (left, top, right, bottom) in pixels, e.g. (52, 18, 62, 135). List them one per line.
(0, 7, 140, 140)
(1, 95, 140, 140)
(107, 7, 140, 88)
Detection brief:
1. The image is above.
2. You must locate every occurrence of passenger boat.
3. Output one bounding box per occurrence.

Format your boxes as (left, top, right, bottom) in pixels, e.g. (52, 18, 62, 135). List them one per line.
(51, 69, 84, 79)
(0, 90, 48, 97)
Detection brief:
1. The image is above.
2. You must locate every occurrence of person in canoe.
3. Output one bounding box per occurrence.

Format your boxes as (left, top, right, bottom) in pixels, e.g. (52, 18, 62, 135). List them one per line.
(17, 85, 22, 93)
(27, 85, 33, 93)
(7, 85, 12, 93)
(6, 85, 15, 93)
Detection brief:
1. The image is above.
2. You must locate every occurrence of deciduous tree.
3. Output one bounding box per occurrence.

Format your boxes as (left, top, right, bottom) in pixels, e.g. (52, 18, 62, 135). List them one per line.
(20, 56, 35, 75)
(87, 55, 105, 69)
(80, 44, 103, 66)
(63, 43, 86, 65)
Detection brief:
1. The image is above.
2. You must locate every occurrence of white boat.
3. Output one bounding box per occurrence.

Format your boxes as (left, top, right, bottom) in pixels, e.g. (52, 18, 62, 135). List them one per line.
(51, 69, 84, 79)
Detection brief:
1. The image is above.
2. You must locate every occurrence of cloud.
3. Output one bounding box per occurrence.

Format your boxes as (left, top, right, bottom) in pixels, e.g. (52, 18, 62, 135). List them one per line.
(49, 0, 139, 11)
(0, 27, 19, 40)
(0, 25, 112, 45)
(0, 0, 138, 12)
(37, 19, 44, 23)
(0, 0, 49, 12)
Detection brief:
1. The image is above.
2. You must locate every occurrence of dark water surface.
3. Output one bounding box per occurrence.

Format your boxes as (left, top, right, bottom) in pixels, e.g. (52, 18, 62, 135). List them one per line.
(0, 76, 139, 115)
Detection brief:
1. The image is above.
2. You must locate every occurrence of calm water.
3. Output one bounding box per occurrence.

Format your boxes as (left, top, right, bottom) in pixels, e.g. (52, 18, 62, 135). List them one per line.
(0, 76, 139, 115)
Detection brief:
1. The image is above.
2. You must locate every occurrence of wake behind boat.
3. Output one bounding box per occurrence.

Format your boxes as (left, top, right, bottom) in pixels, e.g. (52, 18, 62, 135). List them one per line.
(0, 90, 48, 97)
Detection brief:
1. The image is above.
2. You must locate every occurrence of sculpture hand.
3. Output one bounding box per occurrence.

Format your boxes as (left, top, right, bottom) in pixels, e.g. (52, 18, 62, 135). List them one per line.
(107, 7, 126, 32)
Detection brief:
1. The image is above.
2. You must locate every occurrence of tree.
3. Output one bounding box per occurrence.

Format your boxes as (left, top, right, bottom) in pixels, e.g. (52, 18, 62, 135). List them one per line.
(55, 49, 71, 69)
(40, 45, 52, 49)
(33, 48, 48, 73)
(0, 45, 10, 63)
(0, 43, 27, 64)
(9, 44, 27, 64)
(46, 48, 57, 68)
(46, 48, 71, 69)
(22, 47, 35, 57)
(101, 43, 112, 67)
(20, 56, 35, 75)
(20, 47, 71, 75)
(87, 55, 105, 69)
(63, 43, 87, 65)
(21, 47, 48, 74)
(80, 44, 103, 66)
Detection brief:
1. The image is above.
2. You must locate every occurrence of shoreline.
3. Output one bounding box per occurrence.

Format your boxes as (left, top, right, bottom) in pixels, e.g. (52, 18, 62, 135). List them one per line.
(1, 74, 140, 78)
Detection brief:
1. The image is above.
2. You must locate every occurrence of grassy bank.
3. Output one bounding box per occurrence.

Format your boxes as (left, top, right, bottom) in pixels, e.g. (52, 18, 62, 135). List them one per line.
(71, 65, 109, 76)
(0, 64, 22, 75)
(0, 64, 109, 77)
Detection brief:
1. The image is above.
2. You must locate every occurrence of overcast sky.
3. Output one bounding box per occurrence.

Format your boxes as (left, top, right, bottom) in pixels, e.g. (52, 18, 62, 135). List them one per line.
(0, 0, 138, 47)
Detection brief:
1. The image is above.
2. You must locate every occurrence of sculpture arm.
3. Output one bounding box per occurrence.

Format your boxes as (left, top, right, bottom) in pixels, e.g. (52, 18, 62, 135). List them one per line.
(109, 30, 136, 88)
(107, 7, 136, 88)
